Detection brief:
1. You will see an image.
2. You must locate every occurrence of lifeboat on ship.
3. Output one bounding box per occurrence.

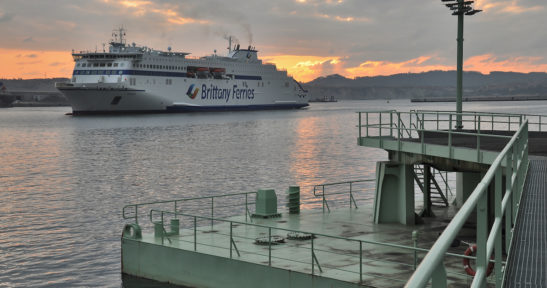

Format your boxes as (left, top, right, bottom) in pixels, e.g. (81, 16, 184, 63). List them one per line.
(196, 67, 210, 79)
(210, 68, 226, 79)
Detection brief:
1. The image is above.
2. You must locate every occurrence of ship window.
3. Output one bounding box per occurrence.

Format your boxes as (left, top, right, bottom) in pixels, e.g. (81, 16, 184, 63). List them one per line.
(76, 63, 80, 67)
(107, 63, 112, 67)
(118, 70, 123, 75)
(93, 63, 99, 67)
(100, 63, 105, 67)
(166, 79, 172, 85)
(114, 63, 119, 67)
(81, 63, 86, 67)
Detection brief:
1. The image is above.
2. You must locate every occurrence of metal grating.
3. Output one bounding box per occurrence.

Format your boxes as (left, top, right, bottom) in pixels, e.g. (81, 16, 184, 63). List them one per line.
(504, 159, 547, 287)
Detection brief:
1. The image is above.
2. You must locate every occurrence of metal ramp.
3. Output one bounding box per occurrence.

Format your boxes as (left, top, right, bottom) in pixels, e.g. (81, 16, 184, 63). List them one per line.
(413, 165, 450, 207)
(504, 159, 547, 287)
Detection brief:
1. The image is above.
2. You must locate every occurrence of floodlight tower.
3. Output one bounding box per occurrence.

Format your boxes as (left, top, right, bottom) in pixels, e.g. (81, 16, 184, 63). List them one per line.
(441, 0, 481, 129)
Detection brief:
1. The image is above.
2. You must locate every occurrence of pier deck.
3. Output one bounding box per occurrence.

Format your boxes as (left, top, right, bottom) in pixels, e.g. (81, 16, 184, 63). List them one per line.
(122, 110, 546, 287)
(416, 130, 547, 157)
(122, 200, 482, 288)
(357, 110, 543, 286)
(504, 158, 547, 287)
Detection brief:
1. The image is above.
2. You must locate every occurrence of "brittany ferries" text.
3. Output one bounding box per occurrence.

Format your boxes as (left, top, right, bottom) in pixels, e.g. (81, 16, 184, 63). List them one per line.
(201, 84, 255, 103)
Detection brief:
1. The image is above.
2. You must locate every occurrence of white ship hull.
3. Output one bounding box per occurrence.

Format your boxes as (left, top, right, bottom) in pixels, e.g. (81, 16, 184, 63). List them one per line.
(56, 29, 308, 114)
(58, 77, 308, 114)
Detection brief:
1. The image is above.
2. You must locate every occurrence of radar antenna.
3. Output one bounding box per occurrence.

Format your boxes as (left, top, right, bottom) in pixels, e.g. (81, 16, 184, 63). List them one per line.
(111, 26, 127, 45)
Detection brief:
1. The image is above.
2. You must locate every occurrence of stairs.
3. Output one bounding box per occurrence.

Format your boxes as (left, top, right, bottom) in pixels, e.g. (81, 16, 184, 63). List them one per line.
(413, 164, 450, 207)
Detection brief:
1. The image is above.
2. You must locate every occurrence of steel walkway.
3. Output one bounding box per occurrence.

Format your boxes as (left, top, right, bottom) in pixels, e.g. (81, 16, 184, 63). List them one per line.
(504, 159, 547, 287)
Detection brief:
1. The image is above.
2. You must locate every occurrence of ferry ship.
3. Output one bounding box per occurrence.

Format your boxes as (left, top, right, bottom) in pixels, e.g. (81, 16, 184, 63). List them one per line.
(56, 28, 308, 114)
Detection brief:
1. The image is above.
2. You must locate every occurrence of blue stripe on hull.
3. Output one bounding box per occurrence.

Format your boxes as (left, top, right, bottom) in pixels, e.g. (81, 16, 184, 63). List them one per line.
(166, 103, 309, 112)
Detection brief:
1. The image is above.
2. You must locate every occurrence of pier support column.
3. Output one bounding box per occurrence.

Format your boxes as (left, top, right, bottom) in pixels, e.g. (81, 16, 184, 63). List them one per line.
(456, 172, 481, 207)
(420, 165, 435, 218)
(374, 161, 415, 225)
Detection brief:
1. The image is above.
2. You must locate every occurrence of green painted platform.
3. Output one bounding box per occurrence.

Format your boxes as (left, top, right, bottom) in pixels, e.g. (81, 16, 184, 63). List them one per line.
(122, 200, 481, 288)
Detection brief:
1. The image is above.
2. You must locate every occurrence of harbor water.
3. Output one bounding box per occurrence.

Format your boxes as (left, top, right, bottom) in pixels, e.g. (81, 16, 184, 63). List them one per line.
(1, 100, 547, 287)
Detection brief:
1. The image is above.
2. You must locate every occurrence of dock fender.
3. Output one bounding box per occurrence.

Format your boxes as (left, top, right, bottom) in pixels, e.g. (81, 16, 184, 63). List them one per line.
(462, 244, 494, 276)
(122, 223, 142, 240)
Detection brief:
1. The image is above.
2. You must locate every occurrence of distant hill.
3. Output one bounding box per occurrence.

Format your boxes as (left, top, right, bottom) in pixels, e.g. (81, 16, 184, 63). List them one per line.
(304, 71, 547, 100)
(0, 78, 69, 92)
(4, 72, 547, 101)
(0, 78, 70, 106)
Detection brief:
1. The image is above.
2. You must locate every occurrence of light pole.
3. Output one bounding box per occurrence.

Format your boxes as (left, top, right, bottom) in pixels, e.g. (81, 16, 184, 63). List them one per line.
(441, 0, 481, 129)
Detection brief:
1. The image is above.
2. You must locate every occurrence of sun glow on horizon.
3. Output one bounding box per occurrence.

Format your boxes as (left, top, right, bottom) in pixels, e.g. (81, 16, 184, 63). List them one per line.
(2, 48, 546, 82)
(0, 49, 73, 79)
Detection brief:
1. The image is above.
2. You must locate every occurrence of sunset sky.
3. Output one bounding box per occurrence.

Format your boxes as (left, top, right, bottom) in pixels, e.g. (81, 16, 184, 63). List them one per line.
(0, 0, 546, 82)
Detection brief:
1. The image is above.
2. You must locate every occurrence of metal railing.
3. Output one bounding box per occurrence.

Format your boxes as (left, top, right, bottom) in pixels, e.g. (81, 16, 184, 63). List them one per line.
(312, 179, 375, 212)
(413, 110, 545, 132)
(122, 191, 258, 225)
(357, 110, 533, 164)
(405, 120, 529, 287)
(145, 209, 479, 286)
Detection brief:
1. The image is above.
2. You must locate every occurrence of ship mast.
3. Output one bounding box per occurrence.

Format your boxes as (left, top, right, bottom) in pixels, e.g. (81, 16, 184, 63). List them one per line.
(111, 27, 127, 47)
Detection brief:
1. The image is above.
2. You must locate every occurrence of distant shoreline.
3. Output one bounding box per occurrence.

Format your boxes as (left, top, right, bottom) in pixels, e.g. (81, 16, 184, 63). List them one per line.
(411, 95, 547, 102)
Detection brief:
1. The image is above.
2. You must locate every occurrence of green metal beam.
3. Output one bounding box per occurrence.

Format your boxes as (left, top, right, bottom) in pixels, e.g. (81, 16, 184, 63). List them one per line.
(456, 0, 464, 129)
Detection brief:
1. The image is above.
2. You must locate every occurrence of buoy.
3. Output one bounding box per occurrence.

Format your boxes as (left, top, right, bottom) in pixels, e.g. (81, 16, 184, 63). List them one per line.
(462, 244, 494, 276)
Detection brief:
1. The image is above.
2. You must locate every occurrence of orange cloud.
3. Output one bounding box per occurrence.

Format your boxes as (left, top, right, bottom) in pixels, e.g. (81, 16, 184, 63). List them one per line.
(0, 49, 73, 79)
(151, 9, 209, 25)
(108, 1, 207, 25)
(474, 0, 543, 14)
(119, 0, 152, 8)
(345, 56, 452, 77)
(262, 55, 344, 82)
(464, 54, 547, 73)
